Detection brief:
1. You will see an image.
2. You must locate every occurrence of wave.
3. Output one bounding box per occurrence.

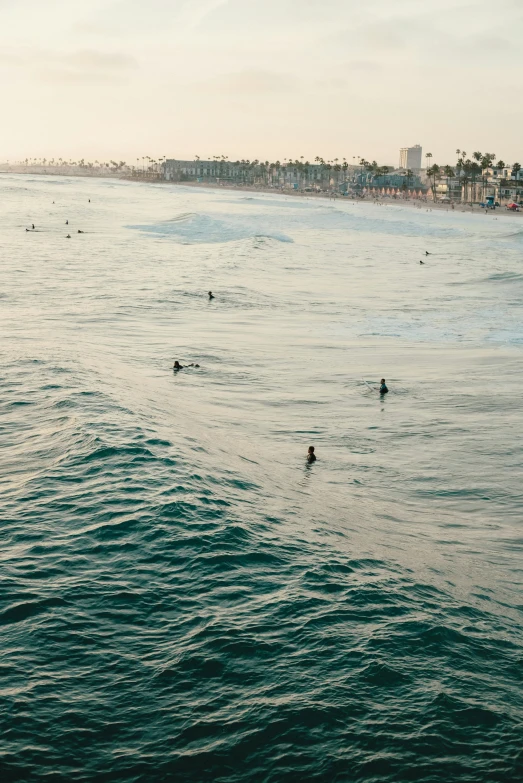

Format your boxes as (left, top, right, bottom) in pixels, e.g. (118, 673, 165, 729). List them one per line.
(450, 270, 523, 288)
(484, 271, 523, 284)
(495, 227, 523, 239)
(164, 212, 197, 223)
(128, 213, 293, 244)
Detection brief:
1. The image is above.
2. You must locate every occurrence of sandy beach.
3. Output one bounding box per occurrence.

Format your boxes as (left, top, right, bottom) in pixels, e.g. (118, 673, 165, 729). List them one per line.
(164, 179, 523, 218)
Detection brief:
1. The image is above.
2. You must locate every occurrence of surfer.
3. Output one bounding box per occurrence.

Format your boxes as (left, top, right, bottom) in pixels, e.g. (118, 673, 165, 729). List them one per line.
(420, 260, 424, 264)
(65, 220, 68, 225)
(66, 234, 71, 239)
(208, 291, 214, 300)
(307, 446, 316, 464)
(173, 361, 200, 370)
(425, 251, 430, 256)
(32, 224, 35, 230)
(379, 379, 388, 394)
(78, 230, 84, 234)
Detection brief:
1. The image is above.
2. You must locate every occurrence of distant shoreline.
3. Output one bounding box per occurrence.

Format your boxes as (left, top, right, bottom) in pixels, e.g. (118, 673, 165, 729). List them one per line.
(164, 180, 523, 217)
(2, 168, 521, 218)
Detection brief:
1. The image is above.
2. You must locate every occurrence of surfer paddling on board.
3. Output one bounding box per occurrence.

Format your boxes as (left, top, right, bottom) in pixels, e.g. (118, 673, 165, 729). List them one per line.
(173, 360, 200, 371)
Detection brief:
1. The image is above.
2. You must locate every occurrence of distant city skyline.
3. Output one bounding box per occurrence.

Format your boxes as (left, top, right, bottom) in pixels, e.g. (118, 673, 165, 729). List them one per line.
(0, 0, 522, 163)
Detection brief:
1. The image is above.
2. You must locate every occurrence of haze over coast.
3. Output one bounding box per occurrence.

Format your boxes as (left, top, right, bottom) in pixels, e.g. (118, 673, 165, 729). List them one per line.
(1, 0, 522, 163)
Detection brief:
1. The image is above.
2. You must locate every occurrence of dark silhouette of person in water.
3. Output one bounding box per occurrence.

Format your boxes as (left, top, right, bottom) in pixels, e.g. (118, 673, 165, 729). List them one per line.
(208, 291, 214, 299)
(307, 446, 316, 464)
(425, 251, 430, 256)
(65, 220, 68, 225)
(78, 230, 84, 233)
(420, 260, 424, 264)
(173, 360, 199, 371)
(379, 379, 388, 394)
(66, 234, 71, 238)
(32, 224, 35, 230)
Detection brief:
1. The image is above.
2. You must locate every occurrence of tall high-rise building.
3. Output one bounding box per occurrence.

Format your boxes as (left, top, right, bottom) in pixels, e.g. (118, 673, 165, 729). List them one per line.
(399, 145, 422, 170)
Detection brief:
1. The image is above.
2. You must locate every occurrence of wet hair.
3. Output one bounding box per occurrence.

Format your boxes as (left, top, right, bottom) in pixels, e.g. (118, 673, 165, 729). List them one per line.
(381, 379, 386, 384)
(308, 446, 315, 453)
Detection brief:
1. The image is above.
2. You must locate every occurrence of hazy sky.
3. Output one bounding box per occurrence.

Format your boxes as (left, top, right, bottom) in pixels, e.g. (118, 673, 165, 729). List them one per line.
(1, 0, 522, 166)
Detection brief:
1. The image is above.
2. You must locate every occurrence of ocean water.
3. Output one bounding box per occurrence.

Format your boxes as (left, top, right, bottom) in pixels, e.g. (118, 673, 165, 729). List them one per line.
(1, 174, 522, 782)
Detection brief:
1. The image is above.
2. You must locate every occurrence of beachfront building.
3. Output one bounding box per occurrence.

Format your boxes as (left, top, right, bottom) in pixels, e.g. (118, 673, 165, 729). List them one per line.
(481, 166, 523, 203)
(425, 163, 523, 205)
(163, 159, 224, 180)
(162, 159, 357, 190)
(161, 158, 428, 197)
(399, 145, 422, 171)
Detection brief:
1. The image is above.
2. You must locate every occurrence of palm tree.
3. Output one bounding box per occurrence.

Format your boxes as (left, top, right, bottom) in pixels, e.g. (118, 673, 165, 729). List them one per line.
(323, 161, 332, 188)
(470, 161, 481, 204)
(425, 152, 433, 170)
(480, 153, 495, 201)
(333, 162, 341, 189)
(427, 163, 440, 201)
(443, 165, 454, 200)
(512, 162, 521, 202)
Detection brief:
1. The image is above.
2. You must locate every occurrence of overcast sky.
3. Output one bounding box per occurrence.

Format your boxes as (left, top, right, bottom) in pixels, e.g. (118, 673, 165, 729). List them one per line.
(1, 0, 522, 166)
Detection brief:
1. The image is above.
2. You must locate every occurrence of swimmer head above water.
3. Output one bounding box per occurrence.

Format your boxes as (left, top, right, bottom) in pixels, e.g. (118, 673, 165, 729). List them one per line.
(208, 291, 214, 299)
(307, 446, 316, 463)
(379, 379, 388, 394)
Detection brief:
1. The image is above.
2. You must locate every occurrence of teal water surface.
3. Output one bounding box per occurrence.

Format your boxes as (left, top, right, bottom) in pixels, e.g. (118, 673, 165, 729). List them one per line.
(1, 175, 522, 782)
